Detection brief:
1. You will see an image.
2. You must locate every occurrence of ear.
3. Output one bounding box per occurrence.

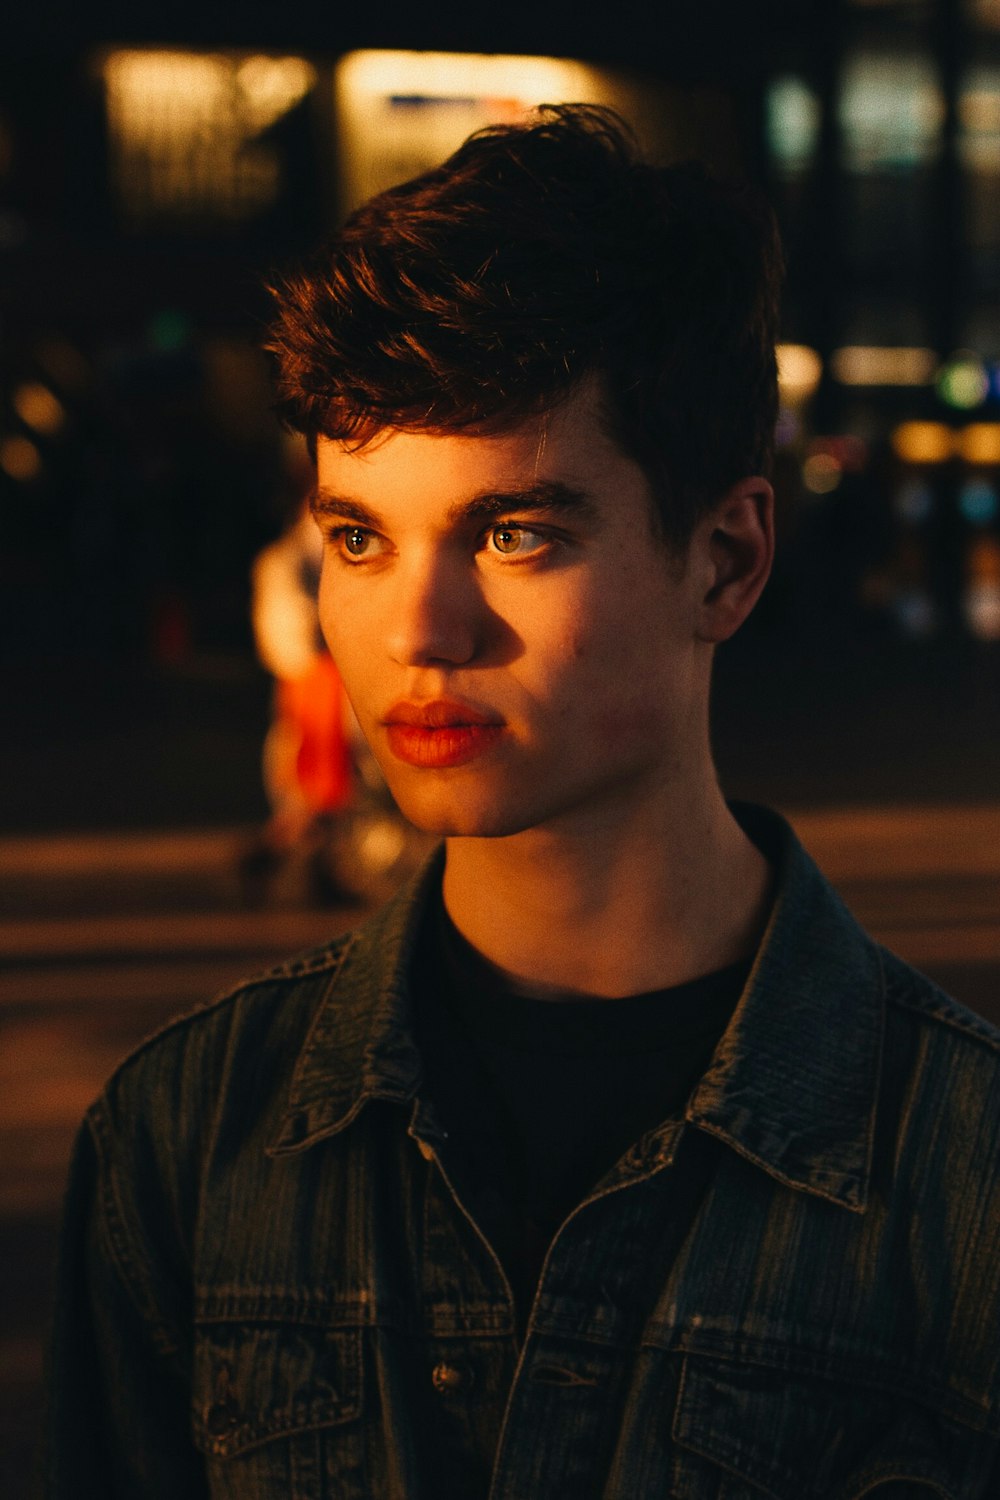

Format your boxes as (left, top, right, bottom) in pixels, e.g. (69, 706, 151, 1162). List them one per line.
(693, 477, 774, 644)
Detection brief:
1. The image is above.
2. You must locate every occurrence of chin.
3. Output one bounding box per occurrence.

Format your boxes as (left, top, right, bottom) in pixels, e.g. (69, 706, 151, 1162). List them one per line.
(386, 778, 538, 840)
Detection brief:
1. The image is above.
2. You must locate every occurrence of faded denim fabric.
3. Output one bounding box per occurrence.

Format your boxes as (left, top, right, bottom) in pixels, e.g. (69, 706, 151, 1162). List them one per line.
(46, 806, 1000, 1498)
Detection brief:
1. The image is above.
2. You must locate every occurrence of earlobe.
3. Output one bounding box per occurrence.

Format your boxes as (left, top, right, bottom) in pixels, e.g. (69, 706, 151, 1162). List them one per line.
(695, 477, 775, 644)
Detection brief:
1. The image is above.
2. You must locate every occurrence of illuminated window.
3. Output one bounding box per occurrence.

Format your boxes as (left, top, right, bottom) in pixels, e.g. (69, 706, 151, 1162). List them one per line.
(839, 52, 942, 172)
(101, 49, 317, 225)
(334, 51, 660, 213)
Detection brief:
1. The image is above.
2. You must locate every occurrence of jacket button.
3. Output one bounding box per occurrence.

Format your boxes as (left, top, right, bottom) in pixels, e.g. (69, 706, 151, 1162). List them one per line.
(431, 1361, 467, 1393)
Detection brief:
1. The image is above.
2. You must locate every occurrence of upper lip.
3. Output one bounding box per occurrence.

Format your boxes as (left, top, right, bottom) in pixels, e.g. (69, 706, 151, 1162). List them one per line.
(382, 699, 503, 728)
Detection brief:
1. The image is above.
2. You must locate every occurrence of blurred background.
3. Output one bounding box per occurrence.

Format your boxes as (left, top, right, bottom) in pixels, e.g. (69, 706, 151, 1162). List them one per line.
(2, 0, 1000, 1492)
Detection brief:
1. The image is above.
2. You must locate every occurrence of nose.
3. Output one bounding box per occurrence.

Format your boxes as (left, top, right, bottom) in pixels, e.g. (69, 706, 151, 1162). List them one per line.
(386, 552, 481, 667)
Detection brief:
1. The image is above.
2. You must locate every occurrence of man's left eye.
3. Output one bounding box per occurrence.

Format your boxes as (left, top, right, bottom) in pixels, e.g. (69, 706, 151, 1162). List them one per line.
(488, 525, 545, 556)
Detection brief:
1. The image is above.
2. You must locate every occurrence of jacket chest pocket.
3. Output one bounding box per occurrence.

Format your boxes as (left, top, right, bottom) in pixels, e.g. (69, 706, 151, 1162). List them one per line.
(191, 1322, 365, 1500)
(669, 1352, 994, 1500)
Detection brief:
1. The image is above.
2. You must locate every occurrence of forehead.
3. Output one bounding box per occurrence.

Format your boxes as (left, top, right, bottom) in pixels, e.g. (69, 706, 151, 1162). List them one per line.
(314, 382, 652, 515)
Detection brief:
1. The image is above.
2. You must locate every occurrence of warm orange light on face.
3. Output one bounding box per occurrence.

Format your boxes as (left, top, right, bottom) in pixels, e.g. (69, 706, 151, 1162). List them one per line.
(311, 384, 722, 842)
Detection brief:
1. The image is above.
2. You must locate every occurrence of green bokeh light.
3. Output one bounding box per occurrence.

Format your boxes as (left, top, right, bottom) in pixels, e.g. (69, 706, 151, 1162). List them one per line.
(937, 355, 989, 410)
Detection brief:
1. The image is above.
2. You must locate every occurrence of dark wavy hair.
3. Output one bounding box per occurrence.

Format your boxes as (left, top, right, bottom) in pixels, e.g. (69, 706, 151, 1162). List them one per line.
(266, 103, 783, 548)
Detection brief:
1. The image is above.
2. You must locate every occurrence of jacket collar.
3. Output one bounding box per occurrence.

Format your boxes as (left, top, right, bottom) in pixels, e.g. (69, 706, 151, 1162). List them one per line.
(269, 847, 443, 1156)
(271, 807, 884, 1213)
(685, 804, 884, 1212)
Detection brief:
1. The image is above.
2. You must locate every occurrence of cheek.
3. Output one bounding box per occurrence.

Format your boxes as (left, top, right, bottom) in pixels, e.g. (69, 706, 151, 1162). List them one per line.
(559, 611, 689, 751)
(316, 574, 337, 650)
(318, 578, 365, 674)
(590, 703, 669, 753)
(550, 634, 671, 746)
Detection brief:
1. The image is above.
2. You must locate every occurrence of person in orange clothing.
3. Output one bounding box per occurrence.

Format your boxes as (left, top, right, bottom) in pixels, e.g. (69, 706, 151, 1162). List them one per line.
(243, 491, 357, 904)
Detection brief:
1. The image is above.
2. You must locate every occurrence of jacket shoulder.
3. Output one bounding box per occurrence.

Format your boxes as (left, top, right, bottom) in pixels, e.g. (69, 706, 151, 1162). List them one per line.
(90, 929, 360, 1123)
(879, 943, 1000, 1057)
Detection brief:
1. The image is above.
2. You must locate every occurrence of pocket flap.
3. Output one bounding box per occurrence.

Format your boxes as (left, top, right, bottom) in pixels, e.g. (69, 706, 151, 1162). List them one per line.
(672, 1353, 978, 1499)
(192, 1324, 362, 1458)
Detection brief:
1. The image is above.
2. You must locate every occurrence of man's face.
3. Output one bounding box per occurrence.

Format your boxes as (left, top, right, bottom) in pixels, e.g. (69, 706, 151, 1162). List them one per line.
(312, 382, 714, 839)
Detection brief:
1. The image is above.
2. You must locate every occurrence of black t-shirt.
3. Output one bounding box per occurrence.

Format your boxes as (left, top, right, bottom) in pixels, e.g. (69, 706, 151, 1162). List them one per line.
(412, 892, 750, 1329)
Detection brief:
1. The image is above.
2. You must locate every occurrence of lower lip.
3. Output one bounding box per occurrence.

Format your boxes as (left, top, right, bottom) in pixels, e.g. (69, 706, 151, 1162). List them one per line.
(385, 723, 503, 768)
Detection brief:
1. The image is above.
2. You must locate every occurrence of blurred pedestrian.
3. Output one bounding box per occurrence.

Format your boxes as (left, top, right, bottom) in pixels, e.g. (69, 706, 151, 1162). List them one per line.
(241, 487, 357, 905)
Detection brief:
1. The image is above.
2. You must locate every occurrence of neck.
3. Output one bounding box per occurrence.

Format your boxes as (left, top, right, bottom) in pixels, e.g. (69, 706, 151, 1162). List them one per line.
(441, 775, 772, 1001)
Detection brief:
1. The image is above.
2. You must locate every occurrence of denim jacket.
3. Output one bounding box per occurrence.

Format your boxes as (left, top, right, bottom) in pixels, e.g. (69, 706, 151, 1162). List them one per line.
(46, 806, 1000, 1498)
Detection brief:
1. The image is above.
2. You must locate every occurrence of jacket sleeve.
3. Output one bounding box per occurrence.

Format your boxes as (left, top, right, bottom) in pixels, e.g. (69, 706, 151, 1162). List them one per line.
(44, 1113, 210, 1499)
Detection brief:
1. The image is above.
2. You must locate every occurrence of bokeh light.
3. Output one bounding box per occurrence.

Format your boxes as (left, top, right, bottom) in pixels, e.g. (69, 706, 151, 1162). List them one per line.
(333, 49, 645, 212)
(13, 382, 65, 438)
(0, 435, 42, 481)
(102, 48, 317, 223)
(776, 343, 823, 404)
(839, 51, 943, 171)
(891, 421, 953, 463)
(803, 452, 842, 494)
(957, 422, 1000, 464)
(964, 534, 1000, 639)
(958, 475, 1000, 526)
(832, 346, 937, 387)
(937, 351, 990, 410)
(766, 76, 821, 174)
(894, 477, 935, 524)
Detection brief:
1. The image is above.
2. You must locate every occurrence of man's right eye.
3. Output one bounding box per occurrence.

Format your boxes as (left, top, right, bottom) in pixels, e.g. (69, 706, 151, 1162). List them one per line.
(329, 525, 380, 560)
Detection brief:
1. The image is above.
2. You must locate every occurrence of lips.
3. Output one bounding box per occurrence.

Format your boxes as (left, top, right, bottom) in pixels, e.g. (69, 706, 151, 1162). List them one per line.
(382, 700, 504, 768)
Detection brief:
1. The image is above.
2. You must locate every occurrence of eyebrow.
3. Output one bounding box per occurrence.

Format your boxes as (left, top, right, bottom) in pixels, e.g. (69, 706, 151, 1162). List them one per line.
(308, 479, 599, 530)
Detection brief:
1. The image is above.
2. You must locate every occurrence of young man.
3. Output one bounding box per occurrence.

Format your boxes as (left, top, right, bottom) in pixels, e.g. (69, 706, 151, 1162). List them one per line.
(48, 106, 1000, 1496)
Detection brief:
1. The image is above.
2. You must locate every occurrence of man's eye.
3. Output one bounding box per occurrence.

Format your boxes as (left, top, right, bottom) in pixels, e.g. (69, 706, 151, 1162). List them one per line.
(331, 526, 379, 559)
(488, 525, 545, 557)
